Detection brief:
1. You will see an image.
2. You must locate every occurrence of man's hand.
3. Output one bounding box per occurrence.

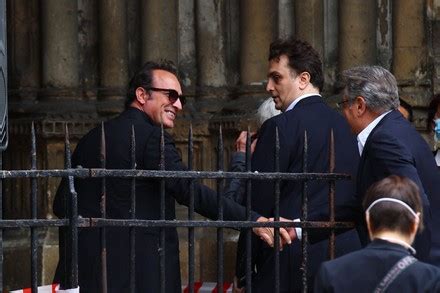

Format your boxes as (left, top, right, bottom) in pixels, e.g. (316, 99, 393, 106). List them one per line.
(253, 217, 292, 250)
(270, 217, 297, 243)
(235, 131, 257, 154)
(233, 276, 245, 293)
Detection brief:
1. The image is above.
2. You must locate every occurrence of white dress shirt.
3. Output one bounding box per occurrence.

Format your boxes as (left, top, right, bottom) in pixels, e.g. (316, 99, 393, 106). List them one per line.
(357, 110, 392, 156)
(284, 93, 321, 112)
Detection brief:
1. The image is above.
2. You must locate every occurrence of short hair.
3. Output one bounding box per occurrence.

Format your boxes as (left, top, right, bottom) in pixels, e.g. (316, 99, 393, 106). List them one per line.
(340, 66, 400, 114)
(125, 60, 179, 108)
(427, 94, 440, 131)
(268, 38, 324, 91)
(362, 175, 423, 235)
(256, 98, 281, 125)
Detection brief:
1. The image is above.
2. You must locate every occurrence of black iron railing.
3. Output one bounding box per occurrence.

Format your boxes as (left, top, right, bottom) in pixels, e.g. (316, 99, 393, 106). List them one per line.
(0, 122, 356, 293)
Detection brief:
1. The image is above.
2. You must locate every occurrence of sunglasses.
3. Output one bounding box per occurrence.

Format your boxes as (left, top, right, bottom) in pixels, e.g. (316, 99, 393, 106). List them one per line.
(147, 87, 186, 106)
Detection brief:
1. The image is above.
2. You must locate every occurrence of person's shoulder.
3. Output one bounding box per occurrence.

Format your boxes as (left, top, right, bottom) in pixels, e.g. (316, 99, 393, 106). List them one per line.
(400, 260, 440, 288)
(412, 260, 440, 274)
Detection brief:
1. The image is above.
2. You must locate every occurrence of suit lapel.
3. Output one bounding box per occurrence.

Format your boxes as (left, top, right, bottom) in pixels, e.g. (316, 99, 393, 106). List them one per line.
(356, 110, 398, 194)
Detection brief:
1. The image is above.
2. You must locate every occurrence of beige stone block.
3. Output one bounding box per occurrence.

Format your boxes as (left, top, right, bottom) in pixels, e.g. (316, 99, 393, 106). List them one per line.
(393, 48, 428, 81)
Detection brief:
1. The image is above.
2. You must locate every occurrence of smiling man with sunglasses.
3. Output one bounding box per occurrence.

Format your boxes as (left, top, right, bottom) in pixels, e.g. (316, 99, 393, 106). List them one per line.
(53, 60, 292, 293)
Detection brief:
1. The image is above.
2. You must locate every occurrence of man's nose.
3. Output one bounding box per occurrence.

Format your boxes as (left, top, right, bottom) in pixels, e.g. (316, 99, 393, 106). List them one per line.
(266, 80, 274, 92)
(173, 98, 183, 111)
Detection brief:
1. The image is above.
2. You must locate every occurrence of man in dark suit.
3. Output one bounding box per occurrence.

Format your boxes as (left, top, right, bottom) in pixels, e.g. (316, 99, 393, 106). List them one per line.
(236, 38, 362, 292)
(315, 175, 440, 292)
(337, 65, 440, 265)
(53, 60, 292, 292)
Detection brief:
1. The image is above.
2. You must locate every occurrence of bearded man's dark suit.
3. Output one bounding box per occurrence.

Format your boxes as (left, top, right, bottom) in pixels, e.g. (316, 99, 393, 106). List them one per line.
(356, 109, 440, 265)
(53, 107, 259, 292)
(241, 95, 362, 292)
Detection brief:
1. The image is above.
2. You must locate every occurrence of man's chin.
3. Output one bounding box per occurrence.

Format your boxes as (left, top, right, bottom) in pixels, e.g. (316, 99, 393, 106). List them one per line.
(163, 120, 174, 129)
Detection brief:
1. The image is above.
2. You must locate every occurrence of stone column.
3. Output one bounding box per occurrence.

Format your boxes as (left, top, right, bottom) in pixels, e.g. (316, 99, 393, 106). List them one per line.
(240, 0, 277, 85)
(377, 0, 392, 70)
(41, 0, 79, 99)
(278, 0, 294, 39)
(78, 0, 98, 101)
(7, 0, 40, 102)
(178, 0, 197, 87)
(323, 0, 339, 90)
(393, 0, 428, 131)
(392, 0, 427, 83)
(338, 0, 376, 71)
(141, 0, 178, 63)
(98, 0, 129, 113)
(295, 0, 324, 57)
(195, 0, 227, 87)
(430, 0, 440, 95)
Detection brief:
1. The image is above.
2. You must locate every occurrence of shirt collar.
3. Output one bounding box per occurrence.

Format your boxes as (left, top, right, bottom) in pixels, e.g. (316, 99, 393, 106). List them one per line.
(285, 93, 321, 112)
(357, 110, 392, 155)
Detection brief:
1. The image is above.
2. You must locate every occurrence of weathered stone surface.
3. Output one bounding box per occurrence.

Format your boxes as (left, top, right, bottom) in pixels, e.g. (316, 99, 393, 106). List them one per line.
(339, 0, 376, 71)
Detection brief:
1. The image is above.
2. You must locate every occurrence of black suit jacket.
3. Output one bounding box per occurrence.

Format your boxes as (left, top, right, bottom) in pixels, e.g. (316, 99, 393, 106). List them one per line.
(356, 110, 440, 264)
(242, 96, 362, 292)
(53, 108, 258, 292)
(314, 239, 440, 293)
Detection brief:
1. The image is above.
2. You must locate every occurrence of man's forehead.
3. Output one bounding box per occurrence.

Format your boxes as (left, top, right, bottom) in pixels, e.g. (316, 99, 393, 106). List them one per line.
(152, 70, 182, 91)
(267, 57, 294, 77)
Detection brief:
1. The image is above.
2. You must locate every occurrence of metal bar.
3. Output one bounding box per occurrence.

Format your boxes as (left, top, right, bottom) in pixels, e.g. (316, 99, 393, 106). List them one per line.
(328, 130, 336, 260)
(100, 122, 108, 293)
(301, 131, 309, 293)
(188, 124, 195, 293)
(129, 126, 136, 293)
(0, 169, 351, 180)
(245, 128, 252, 293)
(30, 122, 38, 293)
(65, 124, 79, 289)
(0, 218, 353, 228)
(159, 123, 166, 293)
(274, 127, 280, 293)
(87, 219, 354, 229)
(0, 219, 77, 227)
(0, 153, 3, 292)
(86, 171, 350, 181)
(216, 126, 224, 293)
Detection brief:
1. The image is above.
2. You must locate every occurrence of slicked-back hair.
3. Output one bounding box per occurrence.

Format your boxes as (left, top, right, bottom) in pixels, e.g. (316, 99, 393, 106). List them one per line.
(125, 60, 179, 109)
(362, 175, 423, 236)
(340, 65, 400, 114)
(269, 38, 324, 91)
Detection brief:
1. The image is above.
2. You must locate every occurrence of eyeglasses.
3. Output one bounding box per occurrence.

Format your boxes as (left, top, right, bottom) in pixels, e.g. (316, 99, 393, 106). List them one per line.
(336, 98, 354, 109)
(146, 87, 186, 106)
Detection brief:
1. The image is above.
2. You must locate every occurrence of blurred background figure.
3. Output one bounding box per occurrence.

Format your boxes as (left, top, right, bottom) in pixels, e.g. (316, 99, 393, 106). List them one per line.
(314, 175, 440, 293)
(398, 98, 413, 122)
(225, 97, 280, 292)
(427, 94, 440, 167)
(224, 97, 281, 205)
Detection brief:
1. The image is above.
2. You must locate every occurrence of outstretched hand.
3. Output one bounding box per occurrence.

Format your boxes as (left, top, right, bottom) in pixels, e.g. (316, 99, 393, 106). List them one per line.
(253, 217, 295, 250)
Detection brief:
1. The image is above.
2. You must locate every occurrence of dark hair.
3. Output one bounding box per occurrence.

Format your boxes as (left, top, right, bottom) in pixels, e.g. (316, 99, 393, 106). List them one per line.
(362, 175, 423, 235)
(399, 98, 413, 122)
(268, 38, 324, 91)
(427, 94, 440, 131)
(125, 60, 179, 108)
